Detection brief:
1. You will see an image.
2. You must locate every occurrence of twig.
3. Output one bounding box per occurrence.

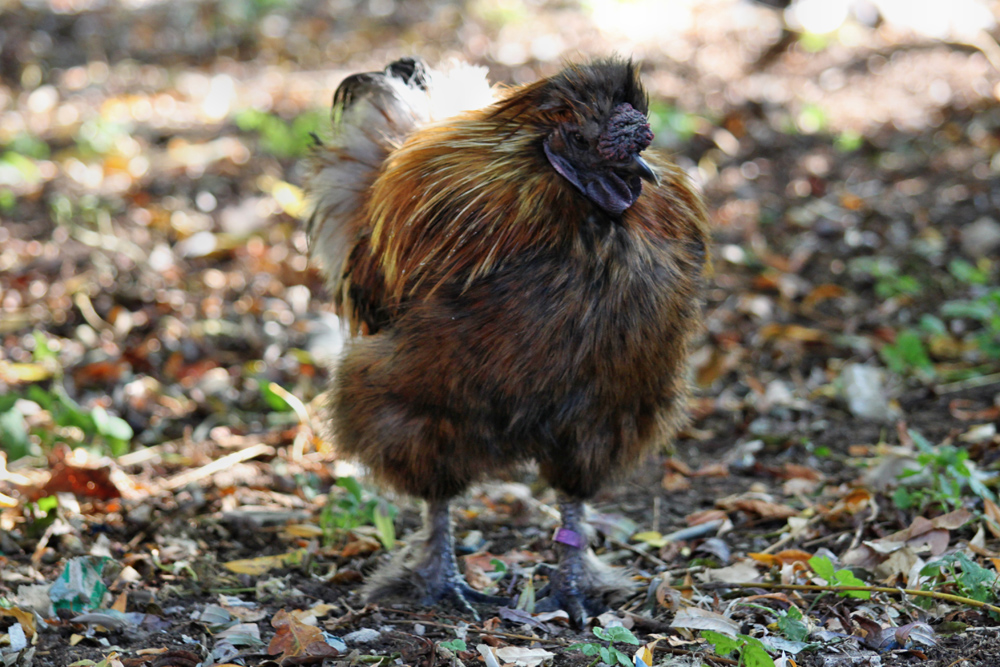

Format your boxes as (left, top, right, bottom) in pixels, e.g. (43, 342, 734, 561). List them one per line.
(385, 617, 570, 646)
(74, 292, 114, 333)
(654, 645, 738, 666)
(267, 382, 312, 462)
(388, 616, 741, 666)
(117, 443, 168, 467)
(677, 582, 1000, 615)
(759, 514, 822, 554)
(609, 538, 669, 569)
(159, 442, 274, 491)
(936, 371, 1000, 394)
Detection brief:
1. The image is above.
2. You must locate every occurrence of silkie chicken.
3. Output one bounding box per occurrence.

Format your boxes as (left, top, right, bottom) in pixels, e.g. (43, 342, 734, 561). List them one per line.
(305, 56, 708, 626)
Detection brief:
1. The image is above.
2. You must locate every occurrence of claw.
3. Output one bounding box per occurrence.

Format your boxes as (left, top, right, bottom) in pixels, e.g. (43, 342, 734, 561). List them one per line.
(424, 578, 509, 618)
(531, 499, 625, 629)
(363, 499, 509, 618)
(533, 569, 609, 628)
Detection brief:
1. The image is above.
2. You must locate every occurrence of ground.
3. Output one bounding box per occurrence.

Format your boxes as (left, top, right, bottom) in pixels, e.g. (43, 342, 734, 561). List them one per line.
(2, 1, 1000, 666)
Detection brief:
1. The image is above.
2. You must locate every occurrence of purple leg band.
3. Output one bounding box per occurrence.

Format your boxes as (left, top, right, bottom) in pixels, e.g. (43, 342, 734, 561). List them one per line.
(554, 527, 586, 549)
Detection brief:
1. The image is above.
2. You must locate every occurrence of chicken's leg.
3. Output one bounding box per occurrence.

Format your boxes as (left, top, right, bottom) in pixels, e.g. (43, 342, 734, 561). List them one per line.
(365, 499, 506, 616)
(535, 499, 626, 627)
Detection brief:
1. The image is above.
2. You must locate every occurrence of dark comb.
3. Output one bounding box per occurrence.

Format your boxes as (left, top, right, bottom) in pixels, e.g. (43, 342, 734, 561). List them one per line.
(597, 103, 653, 161)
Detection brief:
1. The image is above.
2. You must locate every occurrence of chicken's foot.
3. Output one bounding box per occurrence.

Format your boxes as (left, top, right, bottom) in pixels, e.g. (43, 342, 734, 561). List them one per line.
(365, 499, 507, 617)
(535, 499, 618, 628)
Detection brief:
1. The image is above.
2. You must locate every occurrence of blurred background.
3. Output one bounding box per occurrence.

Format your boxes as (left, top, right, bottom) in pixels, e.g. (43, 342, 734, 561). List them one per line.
(1, 0, 999, 491)
(2, 4, 1000, 663)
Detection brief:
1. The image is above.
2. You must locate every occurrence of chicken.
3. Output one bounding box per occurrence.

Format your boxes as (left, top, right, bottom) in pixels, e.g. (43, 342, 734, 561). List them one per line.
(305, 56, 708, 626)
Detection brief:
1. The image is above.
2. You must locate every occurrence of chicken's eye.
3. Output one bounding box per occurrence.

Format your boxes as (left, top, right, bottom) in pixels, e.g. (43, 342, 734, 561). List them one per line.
(567, 130, 588, 150)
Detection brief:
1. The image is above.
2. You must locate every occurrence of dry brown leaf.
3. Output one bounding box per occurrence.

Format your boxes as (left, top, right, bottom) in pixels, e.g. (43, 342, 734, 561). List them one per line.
(782, 464, 823, 481)
(874, 546, 920, 581)
(43, 460, 122, 501)
(749, 549, 814, 567)
(984, 499, 1000, 539)
(0, 607, 36, 639)
(656, 578, 683, 609)
(948, 399, 1000, 421)
(691, 463, 729, 478)
(664, 457, 694, 476)
(686, 509, 728, 526)
(269, 609, 339, 662)
(759, 323, 829, 343)
(662, 472, 691, 492)
(803, 283, 846, 309)
(825, 488, 873, 519)
(717, 496, 799, 519)
(340, 533, 381, 558)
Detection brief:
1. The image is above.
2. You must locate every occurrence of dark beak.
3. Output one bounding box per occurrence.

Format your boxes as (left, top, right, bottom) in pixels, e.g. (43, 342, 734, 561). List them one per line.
(626, 154, 659, 184)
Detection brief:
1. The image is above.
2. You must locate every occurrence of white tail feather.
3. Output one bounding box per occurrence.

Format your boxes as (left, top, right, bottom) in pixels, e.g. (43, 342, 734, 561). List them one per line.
(305, 61, 494, 290)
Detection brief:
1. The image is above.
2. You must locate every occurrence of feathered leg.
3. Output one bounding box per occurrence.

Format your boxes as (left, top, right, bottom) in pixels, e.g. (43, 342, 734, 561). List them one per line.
(365, 499, 507, 616)
(535, 498, 631, 628)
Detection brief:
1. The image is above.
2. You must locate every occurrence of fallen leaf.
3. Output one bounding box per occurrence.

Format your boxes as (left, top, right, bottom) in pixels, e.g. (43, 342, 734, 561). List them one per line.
(984, 499, 1000, 539)
(701, 560, 760, 584)
(0, 607, 36, 639)
(717, 495, 799, 519)
(749, 549, 814, 567)
(44, 461, 122, 501)
(494, 646, 555, 667)
(223, 549, 308, 576)
(0, 361, 53, 384)
(269, 609, 339, 662)
(948, 399, 1000, 421)
(670, 607, 740, 635)
(759, 323, 829, 344)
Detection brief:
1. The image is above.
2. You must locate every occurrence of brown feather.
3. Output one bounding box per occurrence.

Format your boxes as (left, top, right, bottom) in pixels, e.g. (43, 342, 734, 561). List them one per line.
(308, 56, 708, 501)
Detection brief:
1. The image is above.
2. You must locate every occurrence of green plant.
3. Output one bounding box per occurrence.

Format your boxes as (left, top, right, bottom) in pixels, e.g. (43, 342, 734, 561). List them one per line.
(0, 385, 133, 460)
(809, 555, 870, 599)
(702, 631, 776, 667)
(319, 477, 397, 549)
(880, 328, 934, 377)
(25, 495, 59, 539)
(740, 601, 810, 643)
(234, 109, 324, 159)
(774, 605, 809, 642)
(949, 259, 990, 286)
(797, 103, 828, 134)
(568, 626, 640, 667)
(921, 552, 999, 611)
(647, 102, 702, 146)
(940, 288, 1000, 361)
(892, 429, 994, 512)
(848, 256, 922, 299)
(835, 130, 863, 152)
(438, 639, 466, 651)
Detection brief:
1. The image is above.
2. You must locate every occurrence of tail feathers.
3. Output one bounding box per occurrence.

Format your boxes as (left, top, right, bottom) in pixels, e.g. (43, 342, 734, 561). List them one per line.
(305, 58, 494, 291)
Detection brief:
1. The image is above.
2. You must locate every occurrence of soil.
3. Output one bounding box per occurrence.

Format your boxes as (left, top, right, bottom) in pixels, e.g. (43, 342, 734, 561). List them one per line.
(2, 1, 1000, 666)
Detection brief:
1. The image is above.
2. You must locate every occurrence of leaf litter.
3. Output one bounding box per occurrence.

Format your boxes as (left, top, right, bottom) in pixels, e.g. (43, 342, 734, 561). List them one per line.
(2, 1, 1000, 666)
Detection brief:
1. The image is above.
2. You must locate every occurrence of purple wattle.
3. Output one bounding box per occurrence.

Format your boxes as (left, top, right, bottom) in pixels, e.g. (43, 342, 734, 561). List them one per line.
(597, 103, 653, 162)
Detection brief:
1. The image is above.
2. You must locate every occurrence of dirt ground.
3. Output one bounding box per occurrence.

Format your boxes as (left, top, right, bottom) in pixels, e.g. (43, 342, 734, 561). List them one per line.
(2, 1, 1000, 666)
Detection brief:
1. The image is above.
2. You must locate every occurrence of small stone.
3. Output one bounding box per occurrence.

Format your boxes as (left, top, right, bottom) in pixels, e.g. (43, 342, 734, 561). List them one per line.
(841, 363, 901, 422)
(344, 628, 381, 644)
(960, 216, 1000, 258)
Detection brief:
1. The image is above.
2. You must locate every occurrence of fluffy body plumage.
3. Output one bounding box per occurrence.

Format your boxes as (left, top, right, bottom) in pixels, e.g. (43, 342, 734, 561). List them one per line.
(305, 57, 708, 622)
